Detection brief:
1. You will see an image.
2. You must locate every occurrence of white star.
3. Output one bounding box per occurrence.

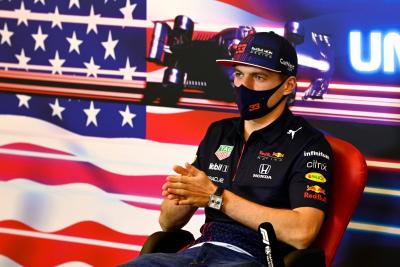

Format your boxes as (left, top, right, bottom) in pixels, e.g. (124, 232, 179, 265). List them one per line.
(0, 23, 14, 46)
(16, 94, 31, 108)
(119, 105, 136, 127)
(15, 49, 31, 70)
(34, 0, 45, 4)
(31, 25, 48, 51)
(120, 0, 136, 21)
(83, 101, 101, 127)
(14, 2, 31, 26)
(66, 31, 83, 54)
(84, 57, 100, 77)
(119, 58, 136, 80)
(101, 31, 119, 60)
(69, 0, 80, 9)
(50, 6, 63, 29)
(49, 51, 65, 74)
(87, 6, 100, 34)
(49, 98, 65, 119)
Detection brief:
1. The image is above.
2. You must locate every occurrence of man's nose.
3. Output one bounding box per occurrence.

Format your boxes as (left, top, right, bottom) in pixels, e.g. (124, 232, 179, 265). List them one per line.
(240, 76, 253, 89)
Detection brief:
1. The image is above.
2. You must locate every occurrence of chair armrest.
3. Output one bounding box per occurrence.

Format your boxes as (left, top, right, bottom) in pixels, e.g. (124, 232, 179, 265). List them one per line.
(140, 230, 195, 255)
(284, 248, 326, 267)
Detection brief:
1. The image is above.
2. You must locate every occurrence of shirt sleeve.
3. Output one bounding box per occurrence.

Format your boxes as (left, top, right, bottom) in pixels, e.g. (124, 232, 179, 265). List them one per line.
(288, 135, 333, 214)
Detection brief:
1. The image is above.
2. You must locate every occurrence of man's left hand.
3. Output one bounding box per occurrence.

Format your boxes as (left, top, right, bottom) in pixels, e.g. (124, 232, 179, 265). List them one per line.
(162, 163, 217, 207)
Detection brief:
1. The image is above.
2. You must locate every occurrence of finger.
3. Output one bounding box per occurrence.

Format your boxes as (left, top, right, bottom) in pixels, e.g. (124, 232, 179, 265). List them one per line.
(167, 175, 188, 183)
(167, 187, 187, 197)
(173, 165, 189, 176)
(161, 189, 169, 197)
(185, 162, 200, 176)
(166, 193, 181, 200)
(177, 199, 192, 205)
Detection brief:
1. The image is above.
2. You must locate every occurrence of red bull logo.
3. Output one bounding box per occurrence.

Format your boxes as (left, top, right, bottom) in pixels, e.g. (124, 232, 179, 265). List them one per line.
(306, 185, 326, 195)
(258, 151, 285, 161)
(304, 192, 327, 203)
(272, 152, 284, 158)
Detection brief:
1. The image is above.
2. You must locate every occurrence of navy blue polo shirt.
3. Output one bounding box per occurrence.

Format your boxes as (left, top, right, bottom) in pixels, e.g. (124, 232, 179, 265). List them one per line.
(191, 107, 332, 261)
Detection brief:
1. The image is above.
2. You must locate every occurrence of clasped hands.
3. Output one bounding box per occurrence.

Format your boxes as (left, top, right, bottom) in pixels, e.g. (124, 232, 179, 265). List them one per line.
(162, 162, 217, 207)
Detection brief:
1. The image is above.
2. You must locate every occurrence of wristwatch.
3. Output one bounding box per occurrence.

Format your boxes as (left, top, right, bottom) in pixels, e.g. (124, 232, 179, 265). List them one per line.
(208, 187, 224, 210)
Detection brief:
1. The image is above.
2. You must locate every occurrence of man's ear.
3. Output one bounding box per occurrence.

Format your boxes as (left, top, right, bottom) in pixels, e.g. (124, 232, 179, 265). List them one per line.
(283, 76, 297, 96)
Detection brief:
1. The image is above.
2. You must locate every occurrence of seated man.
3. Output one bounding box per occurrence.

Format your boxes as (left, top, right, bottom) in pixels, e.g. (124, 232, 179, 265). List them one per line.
(122, 31, 332, 266)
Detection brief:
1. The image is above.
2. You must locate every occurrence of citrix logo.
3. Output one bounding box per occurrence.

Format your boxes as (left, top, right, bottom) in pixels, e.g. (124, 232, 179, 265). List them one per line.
(306, 160, 327, 171)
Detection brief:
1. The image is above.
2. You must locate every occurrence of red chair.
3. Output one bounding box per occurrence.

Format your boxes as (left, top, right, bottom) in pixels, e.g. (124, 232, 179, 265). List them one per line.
(140, 136, 368, 267)
(313, 136, 367, 266)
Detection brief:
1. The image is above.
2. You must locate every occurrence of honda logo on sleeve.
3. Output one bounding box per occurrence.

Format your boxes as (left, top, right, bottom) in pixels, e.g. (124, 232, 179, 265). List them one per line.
(259, 164, 271, 174)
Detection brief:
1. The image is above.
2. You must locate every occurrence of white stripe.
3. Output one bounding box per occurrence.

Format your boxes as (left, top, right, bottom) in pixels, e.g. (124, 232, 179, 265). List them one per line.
(292, 110, 400, 124)
(0, 179, 204, 235)
(0, 62, 148, 78)
(0, 227, 142, 251)
(364, 187, 400, 197)
(367, 160, 400, 170)
(291, 106, 400, 120)
(0, 115, 198, 176)
(56, 262, 92, 267)
(295, 93, 400, 108)
(348, 221, 400, 236)
(0, 255, 22, 267)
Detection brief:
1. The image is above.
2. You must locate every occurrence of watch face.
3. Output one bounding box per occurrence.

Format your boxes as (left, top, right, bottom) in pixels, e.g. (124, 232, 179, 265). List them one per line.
(209, 194, 223, 210)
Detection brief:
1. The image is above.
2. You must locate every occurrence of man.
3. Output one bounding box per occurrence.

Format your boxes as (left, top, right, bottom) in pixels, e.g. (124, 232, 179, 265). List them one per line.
(125, 31, 332, 266)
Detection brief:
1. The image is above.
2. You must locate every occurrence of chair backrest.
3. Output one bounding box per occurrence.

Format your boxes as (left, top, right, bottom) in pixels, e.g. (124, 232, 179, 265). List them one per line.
(312, 136, 368, 267)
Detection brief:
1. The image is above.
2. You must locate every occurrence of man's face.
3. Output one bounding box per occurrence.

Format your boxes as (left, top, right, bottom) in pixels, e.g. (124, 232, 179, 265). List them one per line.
(233, 65, 284, 91)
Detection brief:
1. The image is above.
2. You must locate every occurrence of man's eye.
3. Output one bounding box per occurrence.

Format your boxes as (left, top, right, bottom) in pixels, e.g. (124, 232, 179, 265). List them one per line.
(234, 72, 243, 78)
(255, 75, 265, 81)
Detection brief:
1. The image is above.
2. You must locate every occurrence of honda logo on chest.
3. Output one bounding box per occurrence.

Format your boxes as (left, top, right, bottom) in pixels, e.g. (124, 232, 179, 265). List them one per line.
(259, 164, 272, 174)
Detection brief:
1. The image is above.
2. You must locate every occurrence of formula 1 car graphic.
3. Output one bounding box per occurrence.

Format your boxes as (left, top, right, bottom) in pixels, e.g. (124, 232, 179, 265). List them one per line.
(143, 15, 334, 106)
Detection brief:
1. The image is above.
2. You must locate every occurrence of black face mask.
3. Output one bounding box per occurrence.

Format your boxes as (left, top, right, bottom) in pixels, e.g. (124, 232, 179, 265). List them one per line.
(234, 79, 287, 120)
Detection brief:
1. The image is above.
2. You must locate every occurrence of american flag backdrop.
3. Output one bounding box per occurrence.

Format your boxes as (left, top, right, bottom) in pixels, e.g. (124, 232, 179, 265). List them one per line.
(0, 0, 219, 266)
(1, 0, 400, 266)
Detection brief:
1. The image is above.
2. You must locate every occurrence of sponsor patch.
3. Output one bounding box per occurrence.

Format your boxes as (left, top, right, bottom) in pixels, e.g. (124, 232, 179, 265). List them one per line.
(304, 192, 327, 203)
(250, 45, 273, 59)
(305, 172, 327, 183)
(208, 176, 224, 183)
(306, 184, 326, 195)
(280, 58, 295, 72)
(306, 160, 328, 171)
(253, 164, 272, 179)
(303, 150, 330, 160)
(215, 145, 234, 161)
(209, 163, 229, 172)
(258, 151, 285, 161)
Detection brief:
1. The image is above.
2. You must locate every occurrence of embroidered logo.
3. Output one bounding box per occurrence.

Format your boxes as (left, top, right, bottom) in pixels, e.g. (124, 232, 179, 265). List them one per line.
(287, 127, 302, 139)
(215, 145, 234, 161)
(258, 151, 285, 161)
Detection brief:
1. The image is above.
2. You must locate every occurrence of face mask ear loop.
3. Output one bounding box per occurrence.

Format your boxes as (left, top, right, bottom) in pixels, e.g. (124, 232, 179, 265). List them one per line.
(263, 78, 288, 111)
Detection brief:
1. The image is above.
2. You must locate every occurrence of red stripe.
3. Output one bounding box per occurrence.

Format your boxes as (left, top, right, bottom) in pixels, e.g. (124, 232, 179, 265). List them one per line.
(0, 220, 147, 246)
(146, 110, 235, 145)
(0, 232, 139, 267)
(0, 150, 165, 198)
(1, 143, 73, 155)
